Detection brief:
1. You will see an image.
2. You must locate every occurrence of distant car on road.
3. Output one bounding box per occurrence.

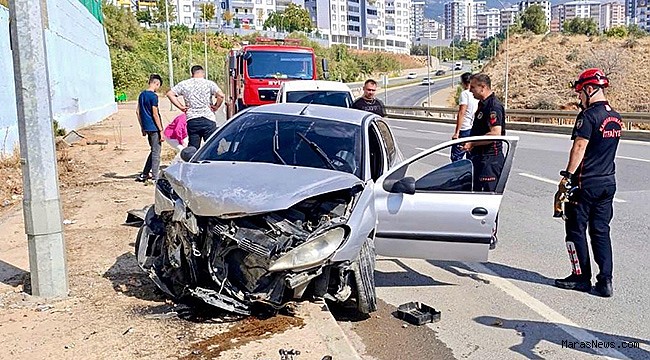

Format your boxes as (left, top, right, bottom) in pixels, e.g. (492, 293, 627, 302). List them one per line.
(406, 72, 418, 79)
(421, 77, 434, 85)
(454, 61, 463, 71)
(435, 70, 446, 76)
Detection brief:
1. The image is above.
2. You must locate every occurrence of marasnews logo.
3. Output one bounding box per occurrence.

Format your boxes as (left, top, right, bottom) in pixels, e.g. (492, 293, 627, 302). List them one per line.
(561, 340, 640, 349)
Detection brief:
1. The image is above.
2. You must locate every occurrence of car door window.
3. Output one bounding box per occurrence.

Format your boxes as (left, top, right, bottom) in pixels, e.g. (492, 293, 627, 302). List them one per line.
(368, 124, 385, 181)
(375, 119, 397, 166)
(385, 140, 511, 194)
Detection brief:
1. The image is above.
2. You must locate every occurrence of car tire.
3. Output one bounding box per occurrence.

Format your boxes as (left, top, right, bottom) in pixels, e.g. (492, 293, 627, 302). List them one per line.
(352, 236, 377, 314)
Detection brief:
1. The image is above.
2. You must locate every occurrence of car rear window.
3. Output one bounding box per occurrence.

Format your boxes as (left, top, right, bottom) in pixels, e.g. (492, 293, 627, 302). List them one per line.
(286, 91, 353, 108)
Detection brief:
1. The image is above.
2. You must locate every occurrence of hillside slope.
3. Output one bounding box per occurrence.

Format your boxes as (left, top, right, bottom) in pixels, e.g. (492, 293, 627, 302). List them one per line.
(482, 34, 650, 113)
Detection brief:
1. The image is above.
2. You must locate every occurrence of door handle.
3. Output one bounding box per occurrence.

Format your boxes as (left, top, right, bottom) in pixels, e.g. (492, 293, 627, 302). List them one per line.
(472, 207, 488, 216)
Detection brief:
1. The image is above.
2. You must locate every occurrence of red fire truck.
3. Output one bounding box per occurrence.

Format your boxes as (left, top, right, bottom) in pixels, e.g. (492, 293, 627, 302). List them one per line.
(225, 38, 328, 118)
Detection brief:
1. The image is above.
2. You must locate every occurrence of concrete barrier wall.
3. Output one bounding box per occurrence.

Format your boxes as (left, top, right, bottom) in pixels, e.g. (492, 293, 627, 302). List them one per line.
(0, 2, 116, 154)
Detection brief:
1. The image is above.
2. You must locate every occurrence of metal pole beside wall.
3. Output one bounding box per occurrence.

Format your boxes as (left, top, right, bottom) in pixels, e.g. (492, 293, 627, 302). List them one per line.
(9, 0, 69, 297)
(165, 0, 174, 110)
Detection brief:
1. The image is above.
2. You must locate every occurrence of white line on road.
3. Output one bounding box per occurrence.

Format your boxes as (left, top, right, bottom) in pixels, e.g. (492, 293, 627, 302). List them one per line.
(616, 155, 650, 163)
(464, 262, 630, 360)
(415, 129, 444, 134)
(391, 125, 407, 130)
(518, 173, 626, 203)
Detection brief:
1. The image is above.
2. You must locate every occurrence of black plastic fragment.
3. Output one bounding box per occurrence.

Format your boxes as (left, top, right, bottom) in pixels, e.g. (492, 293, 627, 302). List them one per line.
(396, 302, 441, 325)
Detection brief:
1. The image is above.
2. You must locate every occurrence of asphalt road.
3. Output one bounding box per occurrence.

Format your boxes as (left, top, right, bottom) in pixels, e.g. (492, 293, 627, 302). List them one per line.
(345, 83, 650, 359)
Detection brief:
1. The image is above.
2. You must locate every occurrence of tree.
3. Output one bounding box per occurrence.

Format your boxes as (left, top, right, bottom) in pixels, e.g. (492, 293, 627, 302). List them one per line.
(264, 3, 313, 33)
(463, 41, 480, 61)
(604, 26, 628, 38)
(135, 10, 152, 25)
(0, 0, 8, 8)
(199, 3, 216, 23)
(520, 5, 548, 34)
(151, 0, 176, 25)
(627, 24, 648, 38)
(562, 18, 599, 36)
(222, 10, 234, 26)
(103, 2, 142, 51)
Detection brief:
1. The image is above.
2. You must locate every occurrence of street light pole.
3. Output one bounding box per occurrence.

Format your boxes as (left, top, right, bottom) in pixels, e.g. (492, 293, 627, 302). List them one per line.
(9, 0, 68, 297)
(427, 42, 431, 105)
(452, 41, 455, 87)
(204, 10, 208, 79)
(164, 0, 174, 110)
(505, 24, 509, 109)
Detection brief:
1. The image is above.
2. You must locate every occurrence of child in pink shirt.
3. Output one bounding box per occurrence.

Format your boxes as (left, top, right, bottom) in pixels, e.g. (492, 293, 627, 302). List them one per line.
(163, 113, 188, 151)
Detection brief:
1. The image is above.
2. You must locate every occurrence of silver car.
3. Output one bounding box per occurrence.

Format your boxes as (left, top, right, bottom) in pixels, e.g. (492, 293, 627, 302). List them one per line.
(135, 103, 518, 316)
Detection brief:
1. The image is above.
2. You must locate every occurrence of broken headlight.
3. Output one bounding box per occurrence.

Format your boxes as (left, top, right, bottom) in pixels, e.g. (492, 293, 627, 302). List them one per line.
(268, 227, 346, 272)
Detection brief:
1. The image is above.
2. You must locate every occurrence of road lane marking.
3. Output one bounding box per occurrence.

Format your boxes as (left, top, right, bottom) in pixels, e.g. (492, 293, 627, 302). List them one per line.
(416, 129, 444, 134)
(391, 125, 407, 130)
(464, 262, 631, 360)
(518, 173, 626, 203)
(617, 155, 650, 163)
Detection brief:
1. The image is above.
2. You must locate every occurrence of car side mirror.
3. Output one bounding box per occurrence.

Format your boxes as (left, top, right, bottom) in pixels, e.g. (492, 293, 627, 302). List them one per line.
(383, 176, 416, 195)
(321, 58, 329, 79)
(180, 146, 197, 162)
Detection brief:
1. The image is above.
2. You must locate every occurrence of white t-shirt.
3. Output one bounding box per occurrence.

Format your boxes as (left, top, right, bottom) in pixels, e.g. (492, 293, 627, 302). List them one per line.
(171, 78, 222, 122)
(459, 89, 479, 131)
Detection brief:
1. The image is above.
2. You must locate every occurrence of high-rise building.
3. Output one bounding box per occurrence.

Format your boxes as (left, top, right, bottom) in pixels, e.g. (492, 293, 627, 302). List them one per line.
(600, 1, 627, 30)
(411, 1, 426, 40)
(638, 0, 650, 30)
(555, 0, 601, 29)
(476, 8, 501, 41)
(445, 0, 483, 41)
(518, 0, 552, 29)
(423, 18, 446, 39)
(500, 6, 519, 33)
(625, 0, 637, 23)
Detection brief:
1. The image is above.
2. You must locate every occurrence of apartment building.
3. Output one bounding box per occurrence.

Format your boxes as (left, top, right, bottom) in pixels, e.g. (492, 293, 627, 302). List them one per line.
(638, 0, 650, 30)
(552, 0, 601, 30)
(518, 0, 551, 28)
(444, 0, 466, 40)
(410, 1, 425, 40)
(423, 18, 446, 39)
(600, 1, 626, 30)
(500, 6, 519, 33)
(476, 8, 501, 41)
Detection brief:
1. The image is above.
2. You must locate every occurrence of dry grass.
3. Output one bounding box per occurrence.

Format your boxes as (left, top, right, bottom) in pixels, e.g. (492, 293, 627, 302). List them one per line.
(483, 34, 650, 113)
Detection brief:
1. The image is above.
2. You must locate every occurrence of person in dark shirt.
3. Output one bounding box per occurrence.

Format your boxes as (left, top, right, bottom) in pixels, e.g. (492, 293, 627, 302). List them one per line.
(554, 68, 621, 298)
(136, 74, 163, 182)
(462, 73, 506, 250)
(352, 79, 386, 117)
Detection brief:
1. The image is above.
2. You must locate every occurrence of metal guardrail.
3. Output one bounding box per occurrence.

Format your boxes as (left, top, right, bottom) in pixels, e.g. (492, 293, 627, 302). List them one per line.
(385, 105, 650, 130)
(384, 105, 650, 141)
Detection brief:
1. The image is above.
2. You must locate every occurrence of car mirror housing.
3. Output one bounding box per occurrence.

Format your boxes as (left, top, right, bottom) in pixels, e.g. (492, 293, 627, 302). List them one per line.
(180, 146, 198, 162)
(383, 176, 416, 195)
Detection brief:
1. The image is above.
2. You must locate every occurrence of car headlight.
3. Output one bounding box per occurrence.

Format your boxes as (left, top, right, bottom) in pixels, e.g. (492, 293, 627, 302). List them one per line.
(268, 227, 346, 272)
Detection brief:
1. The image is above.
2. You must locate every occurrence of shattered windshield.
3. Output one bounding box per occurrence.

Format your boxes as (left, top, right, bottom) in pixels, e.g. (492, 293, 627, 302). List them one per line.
(194, 113, 363, 178)
(246, 51, 314, 80)
(286, 91, 353, 108)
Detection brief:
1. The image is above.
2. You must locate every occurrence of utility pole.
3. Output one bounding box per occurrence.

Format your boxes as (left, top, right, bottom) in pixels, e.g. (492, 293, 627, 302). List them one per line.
(164, 0, 174, 110)
(9, 0, 68, 297)
(505, 24, 510, 109)
(426, 42, 431, 106)
(189, 25, 193, 71)
(452, 41, 455, 87)
(204, 7, 208, 79)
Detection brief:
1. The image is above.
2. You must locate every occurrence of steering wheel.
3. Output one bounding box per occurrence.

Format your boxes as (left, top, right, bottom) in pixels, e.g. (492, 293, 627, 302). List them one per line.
(330, 155, 354, 173)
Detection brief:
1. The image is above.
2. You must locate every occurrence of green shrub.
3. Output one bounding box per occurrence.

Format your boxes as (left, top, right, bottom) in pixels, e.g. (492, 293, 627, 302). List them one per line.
(530, 55, 548, 68)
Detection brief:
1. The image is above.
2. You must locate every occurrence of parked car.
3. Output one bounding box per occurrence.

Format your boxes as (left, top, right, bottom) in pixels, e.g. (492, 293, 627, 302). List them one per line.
(135, 103, 518, 316)
(406, 72, 418, 79)
(421, 77, 434, 85)
(435, 70, 446, 76)
(276, 80, 354, 108)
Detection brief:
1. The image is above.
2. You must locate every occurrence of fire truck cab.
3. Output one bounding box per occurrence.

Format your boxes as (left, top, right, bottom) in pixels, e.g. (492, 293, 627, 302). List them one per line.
(225, 38, 328, 118)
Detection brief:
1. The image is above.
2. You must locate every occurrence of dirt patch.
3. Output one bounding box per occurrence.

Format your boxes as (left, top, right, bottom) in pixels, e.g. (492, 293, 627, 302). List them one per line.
(181, 315, 305, 359)
(335, 299, 455, 360)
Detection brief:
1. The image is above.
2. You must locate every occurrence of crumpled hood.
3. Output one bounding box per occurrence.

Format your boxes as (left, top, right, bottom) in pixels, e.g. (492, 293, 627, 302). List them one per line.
(163, 162, 363, 217)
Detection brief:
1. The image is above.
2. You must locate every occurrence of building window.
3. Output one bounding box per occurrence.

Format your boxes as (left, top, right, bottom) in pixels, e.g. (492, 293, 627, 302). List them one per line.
(183, 5, 191, 12)
(341, 15, 345, 21)
(348, 15, 360, 22)
(367, 9, 377, 15)
(184, 16, 191, 24)
(256, 0, 262, 3)
(332, 4, 336, 10)
(333, 24, 337, 30)
(332, 14, 336, 20)
(267, 0, 273, 4)
(341, 5, 345, 11)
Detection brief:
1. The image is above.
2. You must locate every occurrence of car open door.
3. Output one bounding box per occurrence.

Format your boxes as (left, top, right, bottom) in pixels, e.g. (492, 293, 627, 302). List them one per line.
(373, 136, 518, 262)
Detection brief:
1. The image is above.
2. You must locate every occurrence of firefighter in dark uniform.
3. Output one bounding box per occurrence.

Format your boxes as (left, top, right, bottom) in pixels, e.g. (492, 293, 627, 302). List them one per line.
(462, 73, 506, 249)
(554, 68, 621, 298)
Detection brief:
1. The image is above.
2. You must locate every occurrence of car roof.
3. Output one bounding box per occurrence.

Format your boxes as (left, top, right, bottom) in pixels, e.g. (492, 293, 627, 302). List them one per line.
(280, 80, 353, 93)
(247, 103, 373, 125)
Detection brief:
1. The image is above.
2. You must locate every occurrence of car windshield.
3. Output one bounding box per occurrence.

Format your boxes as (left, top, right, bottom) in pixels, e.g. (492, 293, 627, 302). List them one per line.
(246, 51, 314, 80)
(286, 91, 353, 107)
(193, 112, 363, 178)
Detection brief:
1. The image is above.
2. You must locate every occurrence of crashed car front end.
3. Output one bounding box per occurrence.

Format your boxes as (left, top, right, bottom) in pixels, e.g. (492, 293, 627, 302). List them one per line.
(136, 162, 369, 315)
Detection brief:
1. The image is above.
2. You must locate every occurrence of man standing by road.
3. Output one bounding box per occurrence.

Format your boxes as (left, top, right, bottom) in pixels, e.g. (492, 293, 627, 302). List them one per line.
(136, 74, 164, 182)
(462, 73, 506, 250)
(451, 72, 479, 161)
(554, 68, 621, 298)
(166, 65, 226, 148)
(352, 79, 386, 117)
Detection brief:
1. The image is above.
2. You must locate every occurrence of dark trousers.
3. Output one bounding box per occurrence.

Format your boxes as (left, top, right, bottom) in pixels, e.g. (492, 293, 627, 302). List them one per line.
(187, 117, 217, 148)
(451, 129, 472, 162)
(142, 131, 161, 180)
(564, 183, 616, 282)
(471, 152, 505, 192)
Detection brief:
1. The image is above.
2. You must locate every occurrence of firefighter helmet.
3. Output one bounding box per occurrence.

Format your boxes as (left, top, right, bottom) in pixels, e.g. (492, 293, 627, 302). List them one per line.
(572, 68, 609, 93)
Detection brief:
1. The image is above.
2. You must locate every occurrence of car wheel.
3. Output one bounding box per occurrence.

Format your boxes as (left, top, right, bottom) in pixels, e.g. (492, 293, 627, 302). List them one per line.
(352, 236, 377, 314)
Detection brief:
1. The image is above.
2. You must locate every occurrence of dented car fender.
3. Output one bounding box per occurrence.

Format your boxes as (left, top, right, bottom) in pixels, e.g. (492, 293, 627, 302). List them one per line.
(330, 180, 377, 262)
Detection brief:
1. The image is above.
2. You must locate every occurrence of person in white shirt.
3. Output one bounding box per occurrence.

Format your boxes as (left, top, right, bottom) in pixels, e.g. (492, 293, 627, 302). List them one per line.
(166, 65, 226, 148)
(451, 72, 479, 162)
